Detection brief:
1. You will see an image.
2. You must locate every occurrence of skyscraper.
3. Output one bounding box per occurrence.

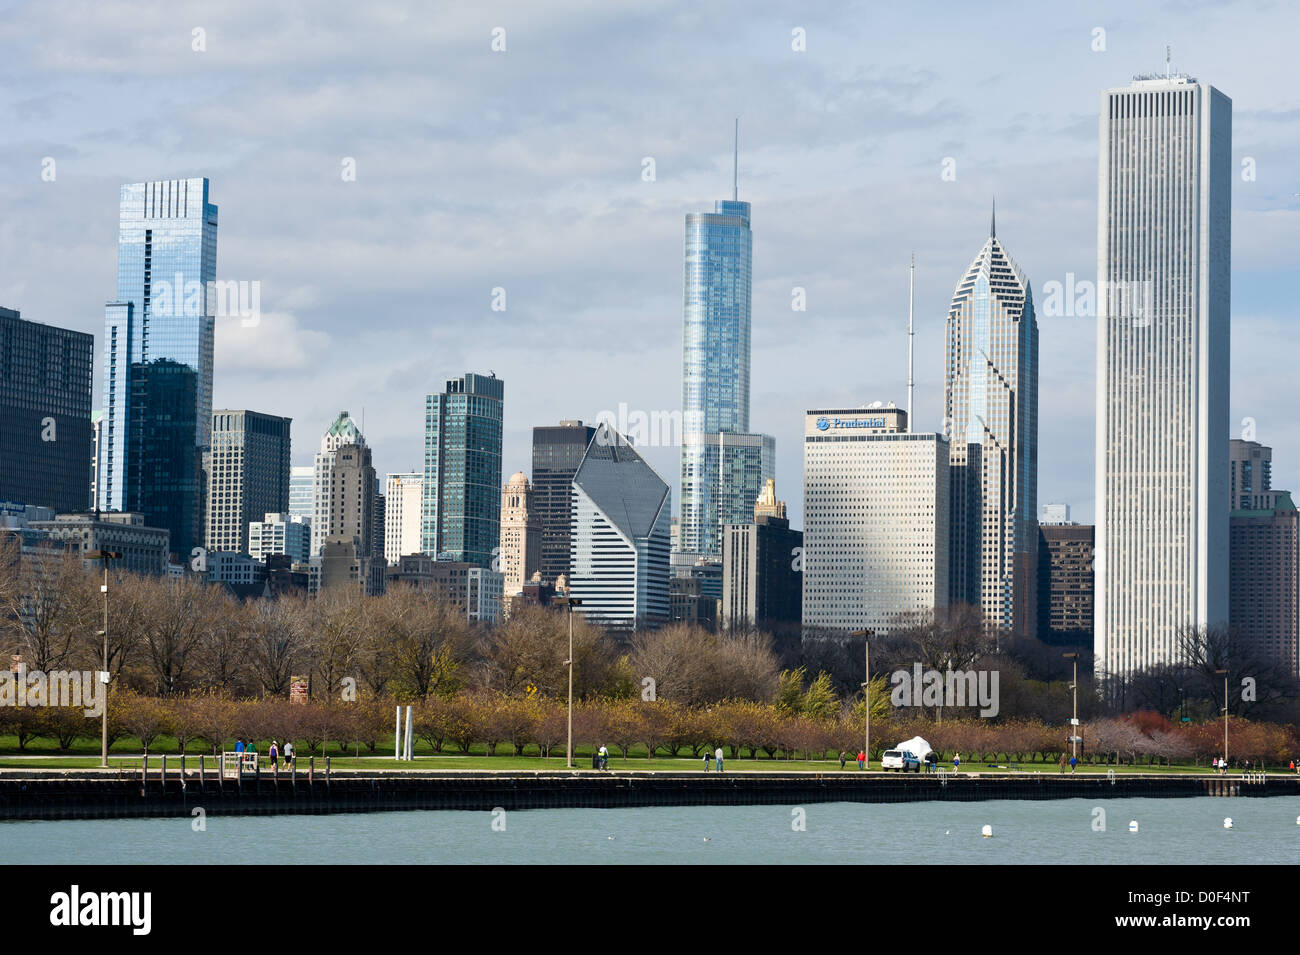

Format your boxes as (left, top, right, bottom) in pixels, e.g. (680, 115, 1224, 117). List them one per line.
(311, 411, 364, 556)
(0, 306, 94, 513)
(499, 471, 541, 599)
(383, 471, 423, 565)
(288, 465, 314, 522)
(679, 130, 774, 560)
(1095, 72, 1231, 677)
(319, 441, 382, 595)
(802, 406, 950, 634)
(944, 211, 1039, 635)
(569, 423, 671, 630)
(98, 178, 218, 559)
(422, 372, 504, 568)
(204, 409, 291, 555)
(531, 420, 595, 584)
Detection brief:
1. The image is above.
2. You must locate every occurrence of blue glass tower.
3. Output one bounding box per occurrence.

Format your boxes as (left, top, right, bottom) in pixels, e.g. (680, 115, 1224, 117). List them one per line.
(422, 372, 504, 568)
(679, 129, 773, 559)
(98, 178, 217, 561)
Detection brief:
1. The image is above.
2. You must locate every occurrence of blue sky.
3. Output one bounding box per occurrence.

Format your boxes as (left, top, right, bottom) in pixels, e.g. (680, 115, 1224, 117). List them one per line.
(2, 0, 1297, 526)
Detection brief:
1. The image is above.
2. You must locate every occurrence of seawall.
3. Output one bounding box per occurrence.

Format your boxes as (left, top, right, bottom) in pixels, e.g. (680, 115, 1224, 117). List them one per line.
(0, 768, 1294, 821)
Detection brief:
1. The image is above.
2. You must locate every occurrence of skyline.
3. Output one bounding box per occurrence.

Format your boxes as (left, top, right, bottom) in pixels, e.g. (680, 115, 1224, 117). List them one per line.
(3, 2, 1298, 530)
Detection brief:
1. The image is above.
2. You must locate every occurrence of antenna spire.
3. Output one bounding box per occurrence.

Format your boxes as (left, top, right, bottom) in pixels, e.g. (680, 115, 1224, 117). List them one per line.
(732, 117, 739, 201)
(990, 197, 996, 238)
(907, 253, 915, 432)
(1166, 45, 1171, 78)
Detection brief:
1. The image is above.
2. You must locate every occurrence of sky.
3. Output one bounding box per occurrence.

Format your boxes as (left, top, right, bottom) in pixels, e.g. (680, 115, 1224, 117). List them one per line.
(2, 0, 1297, 527)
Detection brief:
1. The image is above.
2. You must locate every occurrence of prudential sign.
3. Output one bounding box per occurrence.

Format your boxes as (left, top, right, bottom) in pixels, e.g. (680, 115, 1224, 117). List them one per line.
(816, 416, 886, 431)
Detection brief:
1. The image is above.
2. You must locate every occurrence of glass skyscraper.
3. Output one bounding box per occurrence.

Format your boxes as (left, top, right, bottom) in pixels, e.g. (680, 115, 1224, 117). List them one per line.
(679, 171, 773, 559)
(98, 178, 217, 561)
(422, 372, 504, 569)
(531, 420, 596, 584)
(944, 211, 1039, 635)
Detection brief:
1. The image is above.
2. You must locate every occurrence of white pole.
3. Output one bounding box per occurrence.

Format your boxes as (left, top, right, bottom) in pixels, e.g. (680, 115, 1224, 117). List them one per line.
(395, 706, 401, 761)
(404, 705, 414, 761)
(907, 252, 914, 431)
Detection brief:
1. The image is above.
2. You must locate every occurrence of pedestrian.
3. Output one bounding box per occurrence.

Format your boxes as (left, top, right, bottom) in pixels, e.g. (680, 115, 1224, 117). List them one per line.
(235, 737, 245, 754)
(926, 751, 937, 774)
(715, 746, 724, 773)
(269, 740, 280, 770)
(598, 744, 608, 770)
(839, 750, 847, 770)
(1290, 759, 1296, 774)
(284, 741, 294, 768)
(703, 751, 712, 772)
(1069, 754, 1077, 774)
(954, 752, 961, 773)
(856, 750, 865, 770)
(1059, 752, 1066, 774)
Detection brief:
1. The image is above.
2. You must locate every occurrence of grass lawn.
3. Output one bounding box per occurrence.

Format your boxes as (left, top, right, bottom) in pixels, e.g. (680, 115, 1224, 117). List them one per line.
(0, 736, 1284, 774)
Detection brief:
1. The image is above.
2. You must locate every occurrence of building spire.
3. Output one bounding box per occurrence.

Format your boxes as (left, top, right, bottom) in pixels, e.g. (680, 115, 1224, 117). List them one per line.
(732, 117, 739, 201)
(990, 196, 996, 238)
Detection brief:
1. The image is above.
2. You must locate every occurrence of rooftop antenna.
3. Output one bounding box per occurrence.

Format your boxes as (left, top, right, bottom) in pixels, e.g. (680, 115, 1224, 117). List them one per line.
(907, 253, 915, 431)
(990, 196, 996, 238)
(732, 117, 739, 201)
(1165, 45, 1171, 79)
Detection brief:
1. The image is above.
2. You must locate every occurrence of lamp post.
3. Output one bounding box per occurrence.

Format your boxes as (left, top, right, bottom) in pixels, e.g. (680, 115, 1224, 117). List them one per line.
(554, 595, 583, 768)
(87, 550, 121, 768)
(1063, 652, 1079, 762)
(851, 629, 873, 769)
(1215, 668, 1229, 769)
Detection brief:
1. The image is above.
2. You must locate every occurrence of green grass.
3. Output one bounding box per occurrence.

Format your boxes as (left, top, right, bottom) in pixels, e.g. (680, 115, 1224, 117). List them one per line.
(0, 743, 1287, 775)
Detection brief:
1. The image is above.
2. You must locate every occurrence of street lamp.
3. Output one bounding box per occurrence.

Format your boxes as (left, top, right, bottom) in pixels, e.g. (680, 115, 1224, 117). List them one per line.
(851, 629, 873, 769)
(553, 595, 583, 768)
(1215, 668, 1229, 770)
(1063, 652, 1080, 763)
(87, 549, 121, 769)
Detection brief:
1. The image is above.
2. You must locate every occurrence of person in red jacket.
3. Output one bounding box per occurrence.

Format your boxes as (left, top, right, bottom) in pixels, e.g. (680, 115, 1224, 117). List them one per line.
(856, 750, 866, 770)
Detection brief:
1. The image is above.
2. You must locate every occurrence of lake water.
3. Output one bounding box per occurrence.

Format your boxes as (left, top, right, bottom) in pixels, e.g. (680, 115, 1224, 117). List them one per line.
(4, 797, 1298, 864)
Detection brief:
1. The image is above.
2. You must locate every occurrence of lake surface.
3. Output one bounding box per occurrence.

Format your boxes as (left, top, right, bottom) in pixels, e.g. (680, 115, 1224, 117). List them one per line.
(4, 797, 1298, 864)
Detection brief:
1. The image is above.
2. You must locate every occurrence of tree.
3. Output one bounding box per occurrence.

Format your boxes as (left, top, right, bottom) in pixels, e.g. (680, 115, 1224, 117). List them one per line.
(0, 539, 93, 673)
(247, 598, 307, 696)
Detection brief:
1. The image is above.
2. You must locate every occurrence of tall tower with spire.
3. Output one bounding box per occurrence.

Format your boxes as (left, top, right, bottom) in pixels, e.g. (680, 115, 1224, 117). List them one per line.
(678, 121, 775, 561)
(944, 206, 1039, 634)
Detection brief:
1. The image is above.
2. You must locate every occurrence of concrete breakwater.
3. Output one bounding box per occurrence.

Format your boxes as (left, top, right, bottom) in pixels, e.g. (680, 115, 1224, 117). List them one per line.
(0, 768, 1294, 821)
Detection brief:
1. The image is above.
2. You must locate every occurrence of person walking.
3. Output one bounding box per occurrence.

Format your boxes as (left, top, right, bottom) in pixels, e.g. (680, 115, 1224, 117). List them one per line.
(235, 737, 245, 754)
(1059, 752, 1066, 774)
(953, 752, 961, 773)
(856, 750, 865, 770)
(269, 740, 280, 770)
(703, 750, 712, 772)
(598, 745, 608, 770)
(283, 741, 294, 768)
(715, 746, 724, 773)
(1069, 754, 1077, 774)
(839, 750, 847, 770)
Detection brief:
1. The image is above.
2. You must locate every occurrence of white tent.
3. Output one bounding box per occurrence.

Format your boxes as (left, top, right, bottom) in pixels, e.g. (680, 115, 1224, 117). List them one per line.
(895, 735, 933, 759)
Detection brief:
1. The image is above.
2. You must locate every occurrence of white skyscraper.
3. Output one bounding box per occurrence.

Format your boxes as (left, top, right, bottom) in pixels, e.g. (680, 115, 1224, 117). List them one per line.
(1095, 70, 1231, 677)
(384, 472, 424, 565)
(802, 406, 950, 634)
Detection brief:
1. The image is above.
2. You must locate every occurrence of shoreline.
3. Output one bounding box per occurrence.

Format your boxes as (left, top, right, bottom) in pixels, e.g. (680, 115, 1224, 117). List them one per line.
(1, 770, 1295, 821)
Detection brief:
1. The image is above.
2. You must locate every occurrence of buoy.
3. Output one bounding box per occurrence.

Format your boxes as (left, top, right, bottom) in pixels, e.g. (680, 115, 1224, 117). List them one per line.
(981, 824, 993, 838)
(945, 830, 951, 835)
(702, 837, 710, 842)
(1223, 818, 1233, 829)
(1128, 820, 1139, 832)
